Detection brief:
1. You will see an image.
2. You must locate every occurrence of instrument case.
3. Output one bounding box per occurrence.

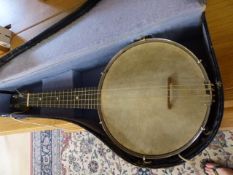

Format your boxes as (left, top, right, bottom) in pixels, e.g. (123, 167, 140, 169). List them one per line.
(0, 0, 223, 168)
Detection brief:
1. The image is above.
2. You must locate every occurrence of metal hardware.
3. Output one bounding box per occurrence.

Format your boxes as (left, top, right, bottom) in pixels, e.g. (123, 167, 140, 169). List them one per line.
(178, 154, 190, 162)
(142, 156, 152, 164)
(197, 59, 202, 64)
(16, 90, 24, 98)
(134, 35, 153, 43)
(203, 128, 212, 136)
(216, 81, 222, 89)
(0, 26, 12, 50)
(200, 127, 205, 131)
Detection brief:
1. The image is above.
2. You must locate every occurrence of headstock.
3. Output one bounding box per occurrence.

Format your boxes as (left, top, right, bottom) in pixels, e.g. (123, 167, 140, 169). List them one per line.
(10, 92, 29, 112)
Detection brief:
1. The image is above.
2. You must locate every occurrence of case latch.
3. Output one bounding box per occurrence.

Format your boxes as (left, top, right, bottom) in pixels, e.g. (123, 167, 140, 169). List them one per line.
(0, 25, 12, 51)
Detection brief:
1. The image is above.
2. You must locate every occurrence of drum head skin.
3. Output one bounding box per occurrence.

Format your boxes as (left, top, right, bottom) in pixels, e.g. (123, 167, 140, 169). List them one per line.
(98, 39, 211, 159)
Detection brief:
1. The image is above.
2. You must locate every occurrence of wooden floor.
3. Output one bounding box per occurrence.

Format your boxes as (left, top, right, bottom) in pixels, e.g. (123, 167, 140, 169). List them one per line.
(206, 0, 233, 128)
(0, 0, 232, 134)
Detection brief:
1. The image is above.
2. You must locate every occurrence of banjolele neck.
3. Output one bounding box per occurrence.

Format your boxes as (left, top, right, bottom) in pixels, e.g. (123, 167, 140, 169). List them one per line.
(13, 88, 99, 110)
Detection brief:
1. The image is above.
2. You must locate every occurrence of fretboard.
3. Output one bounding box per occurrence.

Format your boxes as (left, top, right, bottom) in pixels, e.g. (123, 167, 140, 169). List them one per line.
(27, 88, 98, 109)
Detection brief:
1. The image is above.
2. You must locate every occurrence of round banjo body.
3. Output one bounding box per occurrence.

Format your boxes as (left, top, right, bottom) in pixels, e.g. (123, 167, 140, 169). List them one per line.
(98, 39, 212, 159)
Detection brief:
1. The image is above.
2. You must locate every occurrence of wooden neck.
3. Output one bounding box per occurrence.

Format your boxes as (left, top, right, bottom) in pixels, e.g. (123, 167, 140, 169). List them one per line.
(26, 87, 98, 109)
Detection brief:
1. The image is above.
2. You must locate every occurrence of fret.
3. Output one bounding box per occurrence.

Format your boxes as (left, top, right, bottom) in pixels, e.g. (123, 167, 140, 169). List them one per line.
(32, 93, 36, 107)
(84, 88, 86, 109)
(28, 93, 32, 106)
(36, 93, 39, 107)
(92, 89, 94, 109)
(71, 89, 73, 108)
(91, 88, 95, 109)
(56, 91, 59, 108)
(93, 89, 94, 108)
(94, 89, 96, 109)
(52, 91, 55, 108)
(86, 89, 88, 109)
(70, 90, 72, 108)
(87, 88, 90, 109)
(94, 88, 96, 108)
(49, 91, 52, 108)
(39, 93, 42, 107)
(58, 91, 61, 108)
(83, 88, 85, 109)
(92, 90, 94, 109)
(26, 93, 29, 107)
(92, 93, 94, 109)
(62, 90, 64, 108)
(54, 91, 56, 108)
(60, 91, 62, 108)
(41, 92, 44, 107)
(86, 88, 89, 109)
(73, 90, 76, 109)
(41, 93, 43, 107)
(66, 90, 68, 108)
(90, 88, 92, 109)
(86, 89, 90, 109)
(45, 92, 48, 108)
(82, 88, 85, 109)
(86, 88, 88, 109)
(83, 89, 85, 109)
(80, 88, 83, 109)
(70, 90, 73, 108)
(65, 90, 68, 108)
(91, 88, 93, 109)
(51, 91, 54, 107)
(77, 89, 80, 108)
(67, 90, 70, 108)
(65, 90, 69, 108)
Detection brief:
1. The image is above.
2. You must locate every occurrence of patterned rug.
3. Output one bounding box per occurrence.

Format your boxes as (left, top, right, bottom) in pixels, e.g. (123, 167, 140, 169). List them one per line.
(32, 130, 233, 175)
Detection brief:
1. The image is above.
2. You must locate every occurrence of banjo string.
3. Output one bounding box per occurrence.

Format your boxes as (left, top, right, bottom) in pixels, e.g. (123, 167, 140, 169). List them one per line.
(12, 80, 215, 96)
(18, 86, 214, 96)
(27, 84, 215, 93)
(27, 94, 214, 98)
(17, 89, 215, 98)
(23, 99, 213, 107)
(26, 94, 213, 100)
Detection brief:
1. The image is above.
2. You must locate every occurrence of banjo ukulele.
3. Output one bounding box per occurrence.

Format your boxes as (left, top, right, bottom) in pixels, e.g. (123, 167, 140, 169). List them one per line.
(11, 39, 215, 167)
